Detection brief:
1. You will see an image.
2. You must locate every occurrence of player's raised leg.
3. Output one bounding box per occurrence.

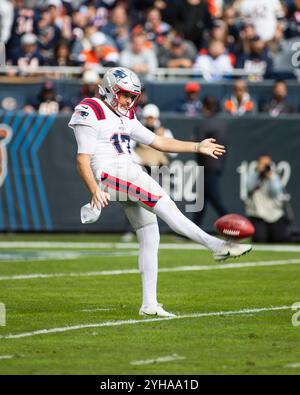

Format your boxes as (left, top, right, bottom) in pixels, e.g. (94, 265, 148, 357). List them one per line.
(102, 163, 251, 262)
(152, 195, 252, 260)
(122, 202, 175, 317)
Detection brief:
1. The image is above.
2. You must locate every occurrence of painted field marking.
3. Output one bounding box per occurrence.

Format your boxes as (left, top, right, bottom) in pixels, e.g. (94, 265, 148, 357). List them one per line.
(0, 305, 290, 340)
(81, 308, 116, 312)
(130, 353, 185, 366)
(0, 250, 138, 263)
(0, 259, 299, 281)
(284, 362, 300, 368)
(0, 355, 13, 360)
(0, 241, 300, 252)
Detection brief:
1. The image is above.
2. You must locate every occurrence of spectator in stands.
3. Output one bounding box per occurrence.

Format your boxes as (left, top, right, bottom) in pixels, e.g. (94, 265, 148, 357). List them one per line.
(180, 0, 213, 49)
(0, 0, 14, 44)
(173, 82, 203, 116)
(151, 0, 185, 27)
(11, 33, 44, 68)
(120, 32, 158, 75)
(236, 36, 273, 80)
(6, 0, 40, 61)
(82, 0, 118, 29)
(245, 153, 289, 242)
(236, 22, 257, 57)
(193, 39, 233, 81)
(80, 31, 119, 69)
(285, 0, 300, 38)
(159, 36, 197, 68)
(46, 0, 72, 40)
(134, 103, 177, 170)
(71, 8, 91, 41)
(71, 69, 101, 107)
(236, 0, 285, 42)
(203, 18, 236, 58)
(37, 8, 61, 62)
(223, 79, 256, 116)
(143, 7, 171, 43)
(47, 0, 63, 24)
(71, 21, 97, 62)
(102, 4, 130, 52)
(51, 39, 78, 66)
(23, 81, 71, 114)
(267, 20, 285, 56)
(193, 95, 228, 226)
(260, 80, 295, 116)
(209, 18, 228, 43)
(222, 6, 240, 47)
(156, 28, 197, 66)
(208, 0, 222, 17)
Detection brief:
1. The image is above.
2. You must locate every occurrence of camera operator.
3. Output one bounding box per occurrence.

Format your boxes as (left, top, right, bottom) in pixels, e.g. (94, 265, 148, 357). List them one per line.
(245, 154, 289, 243)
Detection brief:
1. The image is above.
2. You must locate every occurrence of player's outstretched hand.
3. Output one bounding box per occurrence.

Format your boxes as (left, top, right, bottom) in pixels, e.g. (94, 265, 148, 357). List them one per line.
(91, 187, 110, 209)
(197, 138, 226, 159)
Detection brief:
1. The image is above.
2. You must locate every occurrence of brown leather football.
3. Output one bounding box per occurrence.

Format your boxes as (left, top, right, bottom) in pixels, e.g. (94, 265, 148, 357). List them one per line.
(214, 214, 255, 239)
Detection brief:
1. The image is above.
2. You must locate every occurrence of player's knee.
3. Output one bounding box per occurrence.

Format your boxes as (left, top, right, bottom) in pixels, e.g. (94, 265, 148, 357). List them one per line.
(155, 194, 180, 213)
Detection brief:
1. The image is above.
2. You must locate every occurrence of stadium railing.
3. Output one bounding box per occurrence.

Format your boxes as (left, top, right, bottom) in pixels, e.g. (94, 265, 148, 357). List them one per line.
(0, 66, 266, 80)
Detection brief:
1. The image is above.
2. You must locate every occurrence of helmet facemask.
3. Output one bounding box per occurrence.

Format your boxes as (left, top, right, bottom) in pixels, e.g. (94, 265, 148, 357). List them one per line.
(111, 86, 140, 117)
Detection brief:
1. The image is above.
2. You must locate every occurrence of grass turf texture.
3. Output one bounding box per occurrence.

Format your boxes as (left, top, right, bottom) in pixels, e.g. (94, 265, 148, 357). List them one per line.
(0, 235, 299, 374)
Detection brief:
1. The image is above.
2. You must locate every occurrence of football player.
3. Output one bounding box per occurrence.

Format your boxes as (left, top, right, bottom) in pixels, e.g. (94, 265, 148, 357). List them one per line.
(69, 67, 252, 317)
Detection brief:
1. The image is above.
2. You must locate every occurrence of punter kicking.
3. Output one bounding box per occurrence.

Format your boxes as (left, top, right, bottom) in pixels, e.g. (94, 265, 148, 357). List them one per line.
(69, 67, 251, 317)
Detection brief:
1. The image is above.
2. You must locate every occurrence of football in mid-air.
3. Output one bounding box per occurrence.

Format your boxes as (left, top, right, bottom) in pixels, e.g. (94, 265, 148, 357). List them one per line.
(214, 214, 255, 239)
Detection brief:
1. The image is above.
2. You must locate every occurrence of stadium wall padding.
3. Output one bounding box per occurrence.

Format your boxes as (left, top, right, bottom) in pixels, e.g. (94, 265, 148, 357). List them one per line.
(2, 80, 300, 111)
(0, 112, 299, 232)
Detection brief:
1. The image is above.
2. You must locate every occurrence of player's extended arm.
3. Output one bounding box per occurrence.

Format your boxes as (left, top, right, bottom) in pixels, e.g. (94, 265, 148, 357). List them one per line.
(76, 153, 110, 209)
(150, 135, 226, 159)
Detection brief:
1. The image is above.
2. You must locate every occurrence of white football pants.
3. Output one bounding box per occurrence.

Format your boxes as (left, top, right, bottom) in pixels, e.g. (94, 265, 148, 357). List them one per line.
(101, 162, 224, 307)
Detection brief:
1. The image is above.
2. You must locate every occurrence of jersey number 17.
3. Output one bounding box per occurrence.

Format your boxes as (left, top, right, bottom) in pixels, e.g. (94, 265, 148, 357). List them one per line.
(111, 133, 131, 155)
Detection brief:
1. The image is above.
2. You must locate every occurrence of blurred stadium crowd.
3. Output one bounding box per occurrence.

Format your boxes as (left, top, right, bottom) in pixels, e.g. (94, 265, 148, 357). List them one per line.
(1, 0, 300, 115)
(1, 0, 300, 79)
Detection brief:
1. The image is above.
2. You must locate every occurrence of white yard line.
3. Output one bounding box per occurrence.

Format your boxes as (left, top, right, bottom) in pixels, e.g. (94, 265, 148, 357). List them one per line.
(0, 242, 119, 249)
(284, 362, 300, 368)
(130, 354, 185, 366)
(0, 355, 14, 360)
(1, 241, 300, 252)
(0, 250, 138, 263)
(0, 259, 299, 281)
(0, 305, 289, 340)
(81, 308, 116, 312)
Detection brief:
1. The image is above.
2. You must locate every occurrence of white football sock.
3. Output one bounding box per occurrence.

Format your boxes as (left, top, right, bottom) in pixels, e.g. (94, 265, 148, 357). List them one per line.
(136, 223, 160, 307)
(153, 195, 224, 252)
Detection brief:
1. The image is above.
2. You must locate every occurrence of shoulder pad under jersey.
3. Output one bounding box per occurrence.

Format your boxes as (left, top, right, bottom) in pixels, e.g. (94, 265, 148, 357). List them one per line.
(68, 98, 106, 129)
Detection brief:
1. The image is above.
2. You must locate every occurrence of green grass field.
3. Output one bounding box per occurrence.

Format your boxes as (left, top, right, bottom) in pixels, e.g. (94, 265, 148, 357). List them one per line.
(0, 234, 300, 375)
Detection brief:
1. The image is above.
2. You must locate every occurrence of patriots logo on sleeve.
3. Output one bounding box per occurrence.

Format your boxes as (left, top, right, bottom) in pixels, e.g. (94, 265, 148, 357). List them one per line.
(80, 111, 89, 119)
(75, 110, 89, 119)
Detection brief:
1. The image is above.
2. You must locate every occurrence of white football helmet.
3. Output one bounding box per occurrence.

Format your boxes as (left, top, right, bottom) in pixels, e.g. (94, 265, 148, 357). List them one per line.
(99, 67, 142, 117)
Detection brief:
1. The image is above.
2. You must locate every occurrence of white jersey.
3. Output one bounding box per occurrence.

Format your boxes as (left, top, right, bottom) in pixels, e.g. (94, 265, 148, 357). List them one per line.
(68, 97, 156, 181)
(238, 0, 284, 42)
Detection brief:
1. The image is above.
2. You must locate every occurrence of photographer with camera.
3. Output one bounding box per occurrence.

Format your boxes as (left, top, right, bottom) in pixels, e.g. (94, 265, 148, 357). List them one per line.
(245, 154, 289, 243)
